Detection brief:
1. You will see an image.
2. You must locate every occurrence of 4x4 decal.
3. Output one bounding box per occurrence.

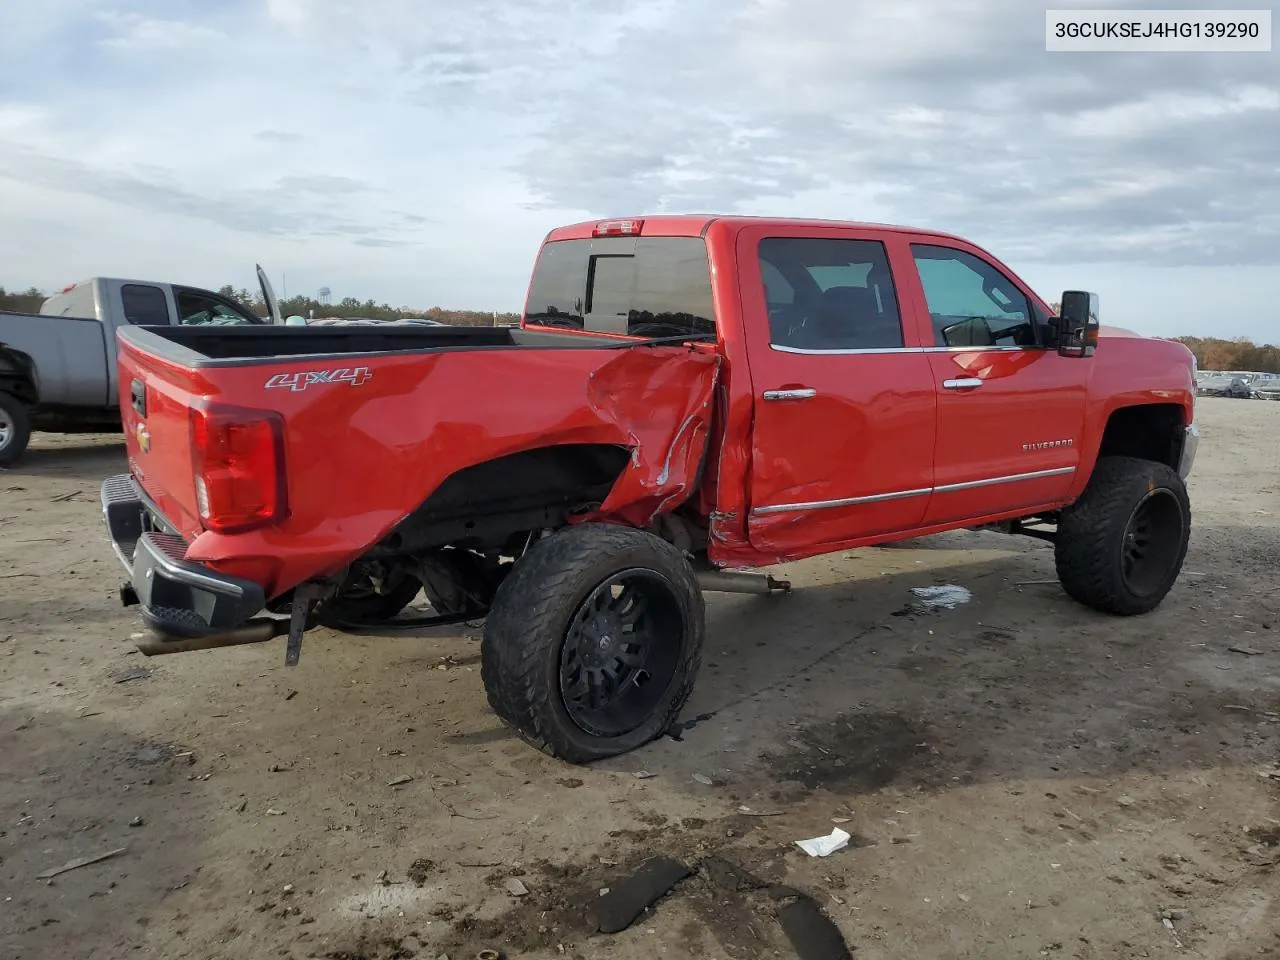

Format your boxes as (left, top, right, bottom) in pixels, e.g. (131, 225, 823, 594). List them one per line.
(264, 367, 372, 392)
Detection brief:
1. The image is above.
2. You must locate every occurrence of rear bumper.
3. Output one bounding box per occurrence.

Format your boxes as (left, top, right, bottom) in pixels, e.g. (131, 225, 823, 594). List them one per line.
(101, 475, 266, 639)
(1178, 423, 1199, 480)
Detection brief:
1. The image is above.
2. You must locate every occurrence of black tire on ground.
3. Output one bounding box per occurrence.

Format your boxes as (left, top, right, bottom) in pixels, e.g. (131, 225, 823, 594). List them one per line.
(481, 523, 705, 764)
(0, 391, 33, 467)
(1054, 455, 1191, 616)
(324, 564, 424, 622)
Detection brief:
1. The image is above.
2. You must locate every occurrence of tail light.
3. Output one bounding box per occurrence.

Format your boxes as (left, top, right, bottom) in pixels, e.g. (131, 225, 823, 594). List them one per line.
(592, 219, 643, 237)
(190, 405, 288, 533)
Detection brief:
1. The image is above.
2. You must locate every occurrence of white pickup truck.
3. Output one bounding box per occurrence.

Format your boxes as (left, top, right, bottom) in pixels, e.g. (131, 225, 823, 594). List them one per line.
(0, 266, 279, 465)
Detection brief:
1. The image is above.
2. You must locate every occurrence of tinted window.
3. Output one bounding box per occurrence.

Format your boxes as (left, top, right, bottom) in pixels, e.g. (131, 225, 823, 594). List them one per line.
(910, 245, 1037, 347)
(759, 237, 903, 350)
(524, 237, 715, 337)
(120, 284, 169, 325)
(175, 289, 259, 326)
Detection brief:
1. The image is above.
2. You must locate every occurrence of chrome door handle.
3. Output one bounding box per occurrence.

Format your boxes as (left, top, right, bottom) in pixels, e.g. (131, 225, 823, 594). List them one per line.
(942, 378, 983, 390)
(763, 388, 817, 401)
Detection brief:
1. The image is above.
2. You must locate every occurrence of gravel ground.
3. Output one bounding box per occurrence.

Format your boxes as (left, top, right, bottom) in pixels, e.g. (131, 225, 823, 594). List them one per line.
(1, 396, 1277, 960)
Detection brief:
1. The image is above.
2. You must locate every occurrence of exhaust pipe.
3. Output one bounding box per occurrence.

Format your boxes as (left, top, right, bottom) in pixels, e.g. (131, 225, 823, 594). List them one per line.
(133, 618, 287, 656)
(696, 570, 791, 595)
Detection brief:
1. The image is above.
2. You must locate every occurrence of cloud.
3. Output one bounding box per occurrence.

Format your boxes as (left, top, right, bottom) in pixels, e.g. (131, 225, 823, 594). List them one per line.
(97, 12, 227, 49)
(0, 142, 399, 240)
(515, 0, 1280, 268)
(0, 0, 1276, 338)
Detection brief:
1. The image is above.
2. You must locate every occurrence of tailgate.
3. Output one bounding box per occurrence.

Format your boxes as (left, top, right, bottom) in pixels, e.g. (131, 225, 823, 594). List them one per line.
(117, 336, 213, 539)
(117, 335, 301, 542)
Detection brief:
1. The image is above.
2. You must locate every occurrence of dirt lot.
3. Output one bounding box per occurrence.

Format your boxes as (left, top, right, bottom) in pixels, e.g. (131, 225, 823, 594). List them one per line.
(1, 397, 1277, 960)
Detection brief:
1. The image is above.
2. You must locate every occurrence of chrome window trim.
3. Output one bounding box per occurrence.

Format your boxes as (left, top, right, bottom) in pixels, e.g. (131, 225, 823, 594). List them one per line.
(768, 343, 1039, 356)
(750, 467, 1075, 516)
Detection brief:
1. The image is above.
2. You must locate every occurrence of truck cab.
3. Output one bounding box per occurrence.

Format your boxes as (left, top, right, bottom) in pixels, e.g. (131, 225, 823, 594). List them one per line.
(521, 216, 1196, 567)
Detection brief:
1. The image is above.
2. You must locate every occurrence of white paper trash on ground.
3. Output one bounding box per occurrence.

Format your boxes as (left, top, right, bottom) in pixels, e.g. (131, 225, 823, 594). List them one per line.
(910, 585, 972, 611)
(795, 827, 851, 857)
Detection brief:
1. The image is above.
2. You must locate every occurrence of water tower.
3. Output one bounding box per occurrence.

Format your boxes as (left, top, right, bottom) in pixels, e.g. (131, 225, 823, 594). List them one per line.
(317, 286, 331, 306)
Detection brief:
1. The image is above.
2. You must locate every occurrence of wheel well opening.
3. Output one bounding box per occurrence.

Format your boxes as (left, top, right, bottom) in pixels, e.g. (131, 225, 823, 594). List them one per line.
(0, 348, 38, 404)
(376, 443, 633, 555)
(1097, 403, 1184, 470)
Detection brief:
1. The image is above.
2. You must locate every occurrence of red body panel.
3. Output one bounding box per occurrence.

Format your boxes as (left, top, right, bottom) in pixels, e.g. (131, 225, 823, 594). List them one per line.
(120, 213, 1196, 601)
(118, 337, 720, 597)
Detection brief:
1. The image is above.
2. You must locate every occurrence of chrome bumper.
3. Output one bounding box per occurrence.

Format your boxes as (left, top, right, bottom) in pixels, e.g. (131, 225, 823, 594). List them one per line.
(1179, 423, 1199, 480)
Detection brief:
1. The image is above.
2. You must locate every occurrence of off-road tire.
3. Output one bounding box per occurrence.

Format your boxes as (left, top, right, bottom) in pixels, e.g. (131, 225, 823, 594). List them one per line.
(481, 523, 705, 764)
(0, 391, 32, 467)
(1055, 455, 1191, 615)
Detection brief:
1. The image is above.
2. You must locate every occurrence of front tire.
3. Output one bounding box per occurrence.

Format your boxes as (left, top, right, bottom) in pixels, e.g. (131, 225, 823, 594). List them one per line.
(0, 392, 32, 467)
(481, 523, 705, 763)
(1055, 456, 1191, 615)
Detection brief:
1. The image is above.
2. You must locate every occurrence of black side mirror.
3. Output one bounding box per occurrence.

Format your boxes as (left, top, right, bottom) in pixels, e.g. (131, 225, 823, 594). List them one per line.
(1056, 290, 1099, 358)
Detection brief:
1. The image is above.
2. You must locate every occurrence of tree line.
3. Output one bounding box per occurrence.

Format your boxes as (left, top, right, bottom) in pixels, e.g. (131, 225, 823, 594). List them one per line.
(3, 283, 1276, 371)
(213, 286, 521, 327)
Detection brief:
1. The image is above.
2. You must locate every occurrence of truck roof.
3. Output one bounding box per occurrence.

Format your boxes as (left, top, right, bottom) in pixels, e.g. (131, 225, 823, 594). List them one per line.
(544, 214, 974, 244)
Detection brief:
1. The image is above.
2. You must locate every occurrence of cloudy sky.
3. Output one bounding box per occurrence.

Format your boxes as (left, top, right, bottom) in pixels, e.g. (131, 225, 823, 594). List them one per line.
(0, 0, 1276, 340)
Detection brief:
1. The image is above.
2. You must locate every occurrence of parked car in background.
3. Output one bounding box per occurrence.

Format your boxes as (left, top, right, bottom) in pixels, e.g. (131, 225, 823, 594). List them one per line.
(1197, 374, 1252, 399)
(0, 266, 279, 466)
(1253, 376, 1280, 400)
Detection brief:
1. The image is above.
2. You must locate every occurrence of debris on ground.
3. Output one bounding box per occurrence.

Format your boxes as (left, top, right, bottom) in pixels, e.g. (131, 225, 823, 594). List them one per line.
(407, 859, 434, 886)
(776, 890, 855, 960)
(387, 774, 414, 787)
(113, 666, 152, 684)
(909, 584, 972, 612)
(37, 846, 128, 880)
(795, 827, 852, 858)
(692, 773, 716, 786)
(1228, 644, 1265, 656)
(585, 856, 693, 933)
(502, 877, 529, 897)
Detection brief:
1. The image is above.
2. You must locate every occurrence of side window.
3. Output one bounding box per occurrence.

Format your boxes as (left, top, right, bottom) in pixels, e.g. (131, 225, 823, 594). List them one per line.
(523, 241, 588, 329)
(176, 290, 259, 326)
(761, 259, 793, 305)
(910, 245, 1037, 348)
(120, 284, 170, 325)
(759, 237, 903, 351)
(625, 238, 715, 338)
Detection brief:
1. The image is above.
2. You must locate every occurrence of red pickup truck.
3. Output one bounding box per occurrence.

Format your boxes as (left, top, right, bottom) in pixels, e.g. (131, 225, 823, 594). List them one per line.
(101, 215, 1198, 762)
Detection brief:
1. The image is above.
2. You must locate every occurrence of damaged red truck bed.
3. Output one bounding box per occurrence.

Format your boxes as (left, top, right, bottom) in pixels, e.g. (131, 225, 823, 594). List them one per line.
(102, 214, 1199, 763)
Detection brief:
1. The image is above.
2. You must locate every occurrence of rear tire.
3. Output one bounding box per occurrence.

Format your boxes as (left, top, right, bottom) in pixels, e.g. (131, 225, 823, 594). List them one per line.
(1054, 456, 1190, 615)
(0, 392, 32, 467)
(481, 523, 705, 763)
